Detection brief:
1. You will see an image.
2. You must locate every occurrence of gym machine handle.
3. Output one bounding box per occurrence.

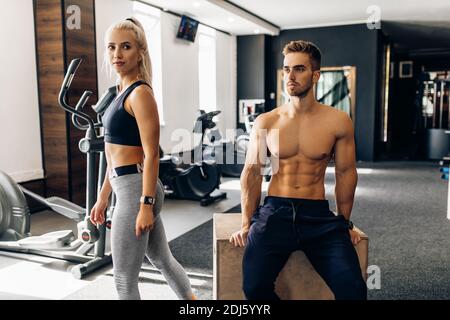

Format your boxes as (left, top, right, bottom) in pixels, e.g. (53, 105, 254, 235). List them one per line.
(193, 110, 221, 134)
(58, 58, 95, 133)
(72, 85, 117, 131)
(72, 91, 94, 131)
(72, 86, 117, 130)
(93, 86, 117, 115)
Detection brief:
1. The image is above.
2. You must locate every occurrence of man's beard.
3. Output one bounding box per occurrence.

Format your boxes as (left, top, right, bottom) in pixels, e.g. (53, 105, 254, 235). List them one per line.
(288, 79, 313, 98)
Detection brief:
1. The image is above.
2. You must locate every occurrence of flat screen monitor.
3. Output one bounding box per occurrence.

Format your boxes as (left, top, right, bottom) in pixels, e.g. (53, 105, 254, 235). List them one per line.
(176, 15, 199, 43)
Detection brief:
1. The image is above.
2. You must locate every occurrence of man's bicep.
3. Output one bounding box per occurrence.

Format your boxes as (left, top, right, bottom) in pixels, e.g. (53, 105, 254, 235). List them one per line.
(244, 117, 267, 170)
(334, 117, 356, 172)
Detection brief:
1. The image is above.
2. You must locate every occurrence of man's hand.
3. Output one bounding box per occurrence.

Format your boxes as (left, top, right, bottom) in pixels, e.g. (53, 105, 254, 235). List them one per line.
(229, 227, 250, 247)
(349, 227, 364, 245)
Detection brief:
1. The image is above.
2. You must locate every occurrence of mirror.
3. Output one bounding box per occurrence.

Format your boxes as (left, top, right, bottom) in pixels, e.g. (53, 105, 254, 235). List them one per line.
(277, 66, 357, 120)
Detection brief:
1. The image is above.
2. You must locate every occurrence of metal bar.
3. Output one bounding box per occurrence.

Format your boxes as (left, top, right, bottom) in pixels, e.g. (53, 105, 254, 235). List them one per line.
(0, 245, 92, 263)
(432, 82, 437, 128)
(71, 255, 112, 279)
(447, 82, 450, 129)
(447, 155, 450, 220)
(94, 151, 107, 257)
(440, 81, 445, 129)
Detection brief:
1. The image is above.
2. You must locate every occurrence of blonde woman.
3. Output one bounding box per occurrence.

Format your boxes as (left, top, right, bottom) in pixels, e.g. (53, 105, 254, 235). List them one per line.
(90, 17, 194, 300)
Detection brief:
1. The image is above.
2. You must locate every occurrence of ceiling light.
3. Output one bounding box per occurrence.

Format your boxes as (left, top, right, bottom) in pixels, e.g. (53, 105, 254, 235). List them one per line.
(193, 1, 201, 7)
(228, 17, 235, 22)
(206, 0, 280, 36)
(254, 29, 260, 34)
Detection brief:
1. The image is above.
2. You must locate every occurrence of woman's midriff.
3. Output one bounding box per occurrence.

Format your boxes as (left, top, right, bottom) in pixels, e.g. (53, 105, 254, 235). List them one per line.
(105, 143, 145, 169)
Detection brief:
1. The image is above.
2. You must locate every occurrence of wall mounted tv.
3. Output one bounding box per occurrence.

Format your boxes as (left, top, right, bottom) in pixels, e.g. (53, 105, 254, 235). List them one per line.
(176, 15, 199, 43)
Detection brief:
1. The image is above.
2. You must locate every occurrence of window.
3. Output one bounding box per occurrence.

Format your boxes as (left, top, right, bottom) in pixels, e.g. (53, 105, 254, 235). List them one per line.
(198, 25, 216, 113)
(133, 1, 165, 124)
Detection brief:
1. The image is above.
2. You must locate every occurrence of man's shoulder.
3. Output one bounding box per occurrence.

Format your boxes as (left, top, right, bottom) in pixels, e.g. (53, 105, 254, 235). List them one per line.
(320, 104, 352, 123)
(254, 107, 283, 128)
(318, 104, 353, 138)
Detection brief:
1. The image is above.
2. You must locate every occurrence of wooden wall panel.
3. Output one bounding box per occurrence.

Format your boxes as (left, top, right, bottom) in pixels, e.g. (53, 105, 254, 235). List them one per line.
(64, 0, 98, 206)
(34, 0, 69, 200)
(34, 0, 98, 207)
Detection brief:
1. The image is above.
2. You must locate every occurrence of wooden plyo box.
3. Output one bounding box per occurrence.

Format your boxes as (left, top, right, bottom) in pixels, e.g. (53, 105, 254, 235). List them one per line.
(213, 213, 368, 300)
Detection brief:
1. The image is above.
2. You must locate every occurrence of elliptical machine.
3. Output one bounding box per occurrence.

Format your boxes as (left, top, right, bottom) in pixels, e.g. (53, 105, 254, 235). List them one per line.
(0, 58, 112, 279)
(158, 111, 227, 206)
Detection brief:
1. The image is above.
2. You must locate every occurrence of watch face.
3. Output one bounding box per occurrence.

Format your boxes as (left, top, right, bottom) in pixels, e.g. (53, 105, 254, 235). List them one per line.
(141, 196, 154, 205)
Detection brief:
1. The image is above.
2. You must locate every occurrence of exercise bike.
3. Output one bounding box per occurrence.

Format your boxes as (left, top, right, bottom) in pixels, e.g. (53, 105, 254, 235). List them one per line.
(198, 110, 246, 177)
(234, 105, 272, 181)
(158, 111, 227, 206)
(235, 103, 265, 155)
(0, 58, 112, 279)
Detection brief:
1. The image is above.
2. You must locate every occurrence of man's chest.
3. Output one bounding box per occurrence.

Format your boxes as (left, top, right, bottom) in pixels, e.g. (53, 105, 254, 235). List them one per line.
(266, 121, 336, 161)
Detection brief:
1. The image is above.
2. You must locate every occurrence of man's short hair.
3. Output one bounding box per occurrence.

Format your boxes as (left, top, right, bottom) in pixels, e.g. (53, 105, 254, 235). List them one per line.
(283, 40, 322, 71)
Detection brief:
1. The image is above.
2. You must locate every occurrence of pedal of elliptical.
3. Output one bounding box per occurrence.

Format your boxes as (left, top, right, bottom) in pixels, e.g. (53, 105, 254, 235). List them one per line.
(17, 230, 75, 250)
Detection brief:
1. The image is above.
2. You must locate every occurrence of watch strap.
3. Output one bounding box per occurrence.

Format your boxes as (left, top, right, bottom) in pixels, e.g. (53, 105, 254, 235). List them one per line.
(347, 220, 354, 230)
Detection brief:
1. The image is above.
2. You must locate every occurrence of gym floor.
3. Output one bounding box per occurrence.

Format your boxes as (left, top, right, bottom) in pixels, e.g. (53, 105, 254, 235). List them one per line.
(1, 161, 448, 300)
(0, 177, 255, 300)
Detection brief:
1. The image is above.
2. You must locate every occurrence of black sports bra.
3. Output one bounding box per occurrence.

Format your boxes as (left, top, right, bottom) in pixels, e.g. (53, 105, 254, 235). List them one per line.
(102, 80, 152, 147)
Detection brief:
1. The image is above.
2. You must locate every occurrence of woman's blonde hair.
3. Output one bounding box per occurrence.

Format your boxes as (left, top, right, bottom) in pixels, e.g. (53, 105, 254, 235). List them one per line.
(104, 17, 153, 86)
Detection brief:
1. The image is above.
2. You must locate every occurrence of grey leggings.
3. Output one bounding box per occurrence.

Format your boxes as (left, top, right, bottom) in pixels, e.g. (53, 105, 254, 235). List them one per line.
(109, 173, 193, 300)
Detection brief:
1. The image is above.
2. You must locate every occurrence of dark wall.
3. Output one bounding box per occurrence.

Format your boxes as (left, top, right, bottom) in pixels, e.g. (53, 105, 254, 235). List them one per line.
(384, 50, 450, 160)
(270, 24, 382, 161)
(421, 56, 450, 71)
(373, 31, 386, 159)
(237, 35, 276, 131)
(237, 35, 266, 100)
(385, 51, 422, 159)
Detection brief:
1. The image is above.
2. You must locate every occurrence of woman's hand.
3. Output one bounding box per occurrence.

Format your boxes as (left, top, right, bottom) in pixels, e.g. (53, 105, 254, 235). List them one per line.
(136, 205, 154, 238)
(90, 198, 108, 225)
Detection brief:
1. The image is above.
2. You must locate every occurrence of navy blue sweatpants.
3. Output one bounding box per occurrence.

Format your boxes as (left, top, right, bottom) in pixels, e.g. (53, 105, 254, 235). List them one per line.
(243, 196, 367, 300)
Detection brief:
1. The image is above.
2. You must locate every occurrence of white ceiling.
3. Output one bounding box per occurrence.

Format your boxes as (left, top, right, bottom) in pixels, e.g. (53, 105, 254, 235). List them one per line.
(230, 0, 450, 30)
(142, 0, 450, 35)
(141, 0, 278, 35)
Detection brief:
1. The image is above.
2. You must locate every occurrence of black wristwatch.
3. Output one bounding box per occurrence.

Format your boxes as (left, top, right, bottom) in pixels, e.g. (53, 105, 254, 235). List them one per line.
(347, 220, 354, 230)
(140, 196, 155, 205)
